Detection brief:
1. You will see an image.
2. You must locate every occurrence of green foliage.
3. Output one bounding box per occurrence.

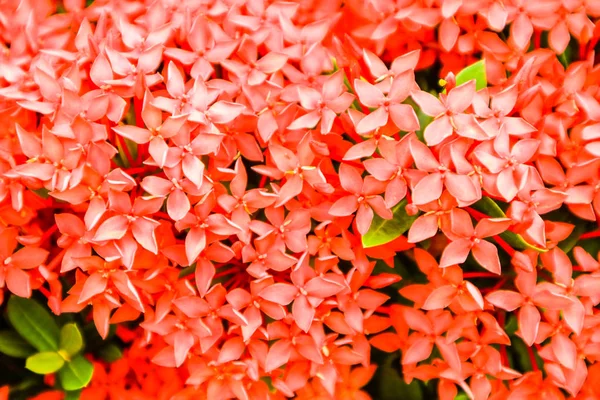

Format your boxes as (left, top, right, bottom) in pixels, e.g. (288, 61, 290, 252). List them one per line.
(455, 60, 487, 90)
(559, 222, 586, 253)
(0, 331, 36, 358)
(406, 97, 434, 143)
(7, 297, 60, 352)
(59, 355, 94, 391)
(65, 390, 83, 400)
(375, 355, 424, 400)
(472, 197, 547, 252)
(98, 343, 123, 363)
(60, 324, 84, 358)
(3, 296, 95, 395)
(362, 198, 419, 248)
(25, 352, 65, 374)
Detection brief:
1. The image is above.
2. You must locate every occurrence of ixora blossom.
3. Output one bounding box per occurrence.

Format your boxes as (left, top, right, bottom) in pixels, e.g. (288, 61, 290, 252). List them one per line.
(1, 0, 600, 399)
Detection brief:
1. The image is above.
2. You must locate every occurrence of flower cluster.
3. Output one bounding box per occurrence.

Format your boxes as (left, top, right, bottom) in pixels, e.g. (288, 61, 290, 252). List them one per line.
(1, 0, 600, 399)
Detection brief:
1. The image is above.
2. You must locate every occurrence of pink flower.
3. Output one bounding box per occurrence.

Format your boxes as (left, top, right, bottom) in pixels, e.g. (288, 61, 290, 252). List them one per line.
(329, 164, 391, 235)
(411, 80, 487, 146)
(439, 215, 512, 273)
(409, 136, 480, 205)
(486, 267, 574, 346)
(258, 262, 345, 332)
(288, 71, 355, 134)
(353, 70, 420, 134)
(0, 227, 48, 298)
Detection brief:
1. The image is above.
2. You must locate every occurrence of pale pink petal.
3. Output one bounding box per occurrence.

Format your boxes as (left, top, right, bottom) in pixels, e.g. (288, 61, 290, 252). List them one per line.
(518, 303, 540, 346)
(424, 116, 453, 146)
(439, 238, 472, 268)
(112, 126, 151, 144)
(173, 330, 194, 367)
(167, 189, 190, 221)
(265, 340, 292, 372)
(356, 203, 374, 235)
(552, 332, 577, 370)
(354, 79, 385, 108)
(472, 240, 501, 274)
(402, 337, 433, 365)
(93, 215, 129, 242)
(258, 283, 299, 305)
(389, 104, 420, 132)
(447, 80, 475, 114)
(411, 90, 445, 117)
(408, 214, 439, 243)
(511, 13, 533, 51)
(329, 195, 359, 216)
(195, 258, 215, 297)
(208, 101, 245, 124)
(182, 154, 204, 189)
(422, 285, 457, 310)
(292, 295, 315, 332)
(412, 173, 443, 205)
(6, 267, 31, 298)
(474, 218, 512, 238)
(355, 107, 389, 134)
(79, 273, 108, 303)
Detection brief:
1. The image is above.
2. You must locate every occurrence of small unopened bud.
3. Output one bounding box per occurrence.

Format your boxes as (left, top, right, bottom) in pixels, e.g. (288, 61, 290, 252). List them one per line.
(405, 203, 419, 216)
(443, 72, 456, 90)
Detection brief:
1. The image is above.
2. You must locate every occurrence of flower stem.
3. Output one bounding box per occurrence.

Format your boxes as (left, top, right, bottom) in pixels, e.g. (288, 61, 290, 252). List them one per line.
(40, 224, 57, 245)
(259, 175, 268, 189)
(581, 229, 600, 240)
(463, 272, 500, 279)
(46, 248, 67, 271)
(527, 345, 539, 371)
(493, 235, 515, 257)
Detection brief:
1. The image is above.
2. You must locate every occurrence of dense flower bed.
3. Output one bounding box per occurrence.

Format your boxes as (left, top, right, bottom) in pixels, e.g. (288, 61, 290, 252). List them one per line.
(1, 0, 600, 399)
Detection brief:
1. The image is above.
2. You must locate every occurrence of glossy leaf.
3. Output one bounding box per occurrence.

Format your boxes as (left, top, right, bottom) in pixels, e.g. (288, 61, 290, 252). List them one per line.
(60, 324, 84, 357)
(471, 197, 547, 252)
(65, 390, 82, 400)
(376, 355, 424, 400)
(455, 60, 487, 90)
(59, 354, 94, 391)
(98, 344, 123, 362)
(362, 198, 418, 248)
(406, 98, 433, 143)
(0, 330, 36, 358)
(7, 297, 60, 351)
(558, 222, 586, 253)
(25, 351, 65, 374)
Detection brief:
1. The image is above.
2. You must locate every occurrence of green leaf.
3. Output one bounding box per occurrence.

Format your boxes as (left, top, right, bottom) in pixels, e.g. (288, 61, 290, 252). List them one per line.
(260, 376, 276, 393)
(362, 198, 418, 248)
(7, 297, 60, 351)
(60, 324, 83, 357)
(0, 330, 36, 358)
(558, 222, 586, 254)
(406, 98, 432, 143)
(504, 315, 518, 336)
(32, 188, 50, 199)
(471, 197, 547, 253)
(65, 390, 82, 400)
(25, 351, 65, 374)
(376, 355, 423, 400)
(59, 354, 94, 391)
(179, 263, 196, 278)
(455, 60, 487, 90)
(98, 344, 123, 363)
